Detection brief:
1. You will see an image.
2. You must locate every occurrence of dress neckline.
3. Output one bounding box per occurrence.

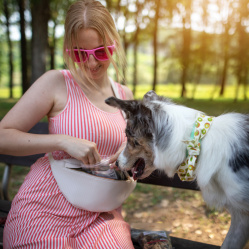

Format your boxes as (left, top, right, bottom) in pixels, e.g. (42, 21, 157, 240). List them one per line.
(71, 73, 121, 115)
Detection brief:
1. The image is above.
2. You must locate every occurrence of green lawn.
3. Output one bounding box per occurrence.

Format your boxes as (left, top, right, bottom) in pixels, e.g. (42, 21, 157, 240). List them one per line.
(1, 82, 249, 100)
(1, 84, 249, 119)
(0, 98, 18, 119)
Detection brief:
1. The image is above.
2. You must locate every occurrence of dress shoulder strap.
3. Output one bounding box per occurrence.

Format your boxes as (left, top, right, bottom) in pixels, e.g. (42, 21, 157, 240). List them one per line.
(109, 77, 121, 99)
(109, 77, 126, 119)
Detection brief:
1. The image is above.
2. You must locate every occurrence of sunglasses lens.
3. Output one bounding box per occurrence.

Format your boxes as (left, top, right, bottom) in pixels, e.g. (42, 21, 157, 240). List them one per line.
(107, 47, 114, 56)
(69, 45, 114, 63)
(94, 48, 109, 60)
(73, 51, 87, 62)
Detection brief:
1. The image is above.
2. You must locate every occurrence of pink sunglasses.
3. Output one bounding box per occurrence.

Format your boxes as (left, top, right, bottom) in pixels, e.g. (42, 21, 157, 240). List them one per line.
(66, 44, 115, 63)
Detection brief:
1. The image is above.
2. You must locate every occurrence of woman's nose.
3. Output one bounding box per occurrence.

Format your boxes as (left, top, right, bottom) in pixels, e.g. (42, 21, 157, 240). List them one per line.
(87, 54, 98, 65)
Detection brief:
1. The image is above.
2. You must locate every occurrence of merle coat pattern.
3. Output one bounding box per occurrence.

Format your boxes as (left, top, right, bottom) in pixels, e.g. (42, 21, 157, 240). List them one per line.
(105, 90, 249, 249)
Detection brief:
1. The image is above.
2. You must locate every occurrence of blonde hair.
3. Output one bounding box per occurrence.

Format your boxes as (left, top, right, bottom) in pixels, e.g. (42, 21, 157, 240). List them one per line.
(63, 0, 126, 88)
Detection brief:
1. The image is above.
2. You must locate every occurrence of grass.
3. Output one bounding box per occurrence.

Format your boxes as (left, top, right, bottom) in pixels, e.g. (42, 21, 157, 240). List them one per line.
(129, 83, 249, 100)
(1, 84, 249, 119)
(1, 82, 249, 100)
(0, 86, 22, 99)
(0, 98, 18, 119)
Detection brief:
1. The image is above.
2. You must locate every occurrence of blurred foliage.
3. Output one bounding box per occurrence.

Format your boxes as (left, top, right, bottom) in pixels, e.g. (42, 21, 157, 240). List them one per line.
(0, 0, 249, 99)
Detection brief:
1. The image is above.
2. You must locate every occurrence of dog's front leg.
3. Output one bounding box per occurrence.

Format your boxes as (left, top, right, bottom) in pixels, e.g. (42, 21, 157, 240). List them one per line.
(221, 211, 249, 249)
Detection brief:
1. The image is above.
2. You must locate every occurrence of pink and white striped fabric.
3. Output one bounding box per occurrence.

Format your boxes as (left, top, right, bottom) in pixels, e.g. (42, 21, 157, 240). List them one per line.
(3, 70, 134, 249)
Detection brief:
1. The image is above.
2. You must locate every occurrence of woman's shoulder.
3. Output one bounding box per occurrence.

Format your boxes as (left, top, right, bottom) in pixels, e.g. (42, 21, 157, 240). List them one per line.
(32, 70, 66, 90)
(120, 84, 133, 100)
(27, 70, 67, 103)
(41, 69, 65, 82)
(113, 81, 133, 100)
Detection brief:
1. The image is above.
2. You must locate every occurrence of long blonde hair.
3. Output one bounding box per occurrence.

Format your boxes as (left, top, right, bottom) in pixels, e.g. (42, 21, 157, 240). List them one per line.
(63, 0, 126, 88)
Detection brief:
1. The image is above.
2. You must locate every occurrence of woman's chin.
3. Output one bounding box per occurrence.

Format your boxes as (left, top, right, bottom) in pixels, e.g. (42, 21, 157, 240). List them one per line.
(85, 68, 103, 79)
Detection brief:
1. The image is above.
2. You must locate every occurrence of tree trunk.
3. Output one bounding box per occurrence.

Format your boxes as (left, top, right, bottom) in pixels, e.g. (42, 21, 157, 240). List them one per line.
(18, 0, 29, 94)
(121, 5, 129, 84)
(219, 51, 228, 96)
(132, 28, 139, 96)
(50, 23, 57, 70)
(192, 65, 202, 99)
(30, 0, 50, 84)
(244, 66, 248, 101)
(152, 0, 160, 91)
(192, 3, 208, 100)
(132, 0, 143, 96)
(180, 23, 191, 98)
(3, 0, 13, 98)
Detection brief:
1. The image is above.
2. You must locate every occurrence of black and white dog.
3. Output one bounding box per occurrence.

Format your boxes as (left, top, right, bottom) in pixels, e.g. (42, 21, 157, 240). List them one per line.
(105, 90, 249, 249)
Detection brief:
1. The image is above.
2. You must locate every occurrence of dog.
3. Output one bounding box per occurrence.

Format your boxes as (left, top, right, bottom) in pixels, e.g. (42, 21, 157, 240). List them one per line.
(105, 90, 249, 249)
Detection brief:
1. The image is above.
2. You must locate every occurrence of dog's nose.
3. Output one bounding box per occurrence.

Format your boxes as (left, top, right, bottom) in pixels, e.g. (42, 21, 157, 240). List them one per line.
(115, 160, 119, 168)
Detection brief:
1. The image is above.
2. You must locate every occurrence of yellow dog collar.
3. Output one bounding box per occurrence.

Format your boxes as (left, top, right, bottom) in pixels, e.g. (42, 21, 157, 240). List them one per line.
(177, 113, 215, 181)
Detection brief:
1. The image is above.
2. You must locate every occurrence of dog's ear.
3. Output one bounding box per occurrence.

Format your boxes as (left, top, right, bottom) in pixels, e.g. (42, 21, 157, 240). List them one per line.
(143, 90, 159, 103)
(105, 97, 138, 117)
(143, 90, 172, 105)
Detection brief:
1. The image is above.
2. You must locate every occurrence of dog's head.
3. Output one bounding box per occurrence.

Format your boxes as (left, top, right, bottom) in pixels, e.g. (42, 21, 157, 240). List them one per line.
(105, 90, 164, 180)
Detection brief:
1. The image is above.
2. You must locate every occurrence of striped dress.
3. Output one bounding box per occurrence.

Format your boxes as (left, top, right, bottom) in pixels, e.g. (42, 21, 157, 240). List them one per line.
(3, 70, 134, 249)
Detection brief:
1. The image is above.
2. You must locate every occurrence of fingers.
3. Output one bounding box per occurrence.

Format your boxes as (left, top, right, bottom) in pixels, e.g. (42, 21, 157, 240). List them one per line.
(63, 136, 101, 165)
(109, 154, 118, 164)
(109, 162, 117, 169)
(81, 142, 101, 165)
(86, 150, 101, 165)
(93, 151, 101, 164)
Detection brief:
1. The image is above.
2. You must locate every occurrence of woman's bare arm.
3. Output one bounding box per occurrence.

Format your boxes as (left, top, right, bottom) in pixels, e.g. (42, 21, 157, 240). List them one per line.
(0, 70, 101, 164)
(0, 70, 62, 155)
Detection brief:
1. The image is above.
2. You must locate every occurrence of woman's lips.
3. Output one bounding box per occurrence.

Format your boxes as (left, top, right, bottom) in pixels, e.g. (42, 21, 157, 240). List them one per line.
(86, 65, 101, 73)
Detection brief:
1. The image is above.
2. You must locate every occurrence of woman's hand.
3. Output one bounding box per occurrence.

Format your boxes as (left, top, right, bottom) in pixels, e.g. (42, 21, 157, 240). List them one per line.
(109, 142, 127, 168)
(60, 135, 101, 165)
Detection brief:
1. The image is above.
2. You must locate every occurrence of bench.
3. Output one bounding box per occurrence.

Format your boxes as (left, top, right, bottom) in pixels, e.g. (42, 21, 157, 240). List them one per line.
(0, 122, 220, 249)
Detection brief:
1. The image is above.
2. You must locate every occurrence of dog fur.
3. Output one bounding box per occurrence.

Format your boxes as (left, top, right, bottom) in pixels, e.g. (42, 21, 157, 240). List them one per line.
(105, 90, 249, 249)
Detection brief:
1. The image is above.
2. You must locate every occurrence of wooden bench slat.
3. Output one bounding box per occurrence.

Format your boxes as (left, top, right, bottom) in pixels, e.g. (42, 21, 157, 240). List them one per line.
(138, 171, 199, 191)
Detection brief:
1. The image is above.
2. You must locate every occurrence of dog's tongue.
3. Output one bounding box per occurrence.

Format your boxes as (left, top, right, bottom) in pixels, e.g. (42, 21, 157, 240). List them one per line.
(133, 158, 145, 180)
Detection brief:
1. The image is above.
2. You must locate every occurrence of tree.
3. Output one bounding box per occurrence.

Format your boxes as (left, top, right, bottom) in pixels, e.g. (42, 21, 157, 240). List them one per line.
(234, 0, 249, 101)
(17, 0, 29, 94)
(132, 0, 144, 95)
(49, 0, 74, 70)
(217, 0, 234, 97)
(191, 0, 210, 99)
(177, 0, 193, 98)
(142, 0, 177, 91)
(30, 0, 50, 84)
(151, 0, 160, 91)
(3, 0, 14, 98)
(103, 0, 133, 83)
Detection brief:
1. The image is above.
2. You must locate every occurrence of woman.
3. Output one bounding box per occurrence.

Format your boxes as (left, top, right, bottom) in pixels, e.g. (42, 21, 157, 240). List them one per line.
(1, 0, 134, 248)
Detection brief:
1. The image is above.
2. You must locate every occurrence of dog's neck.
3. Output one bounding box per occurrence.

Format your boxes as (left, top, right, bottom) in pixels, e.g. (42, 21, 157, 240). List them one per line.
(177, 113, 215, 182)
